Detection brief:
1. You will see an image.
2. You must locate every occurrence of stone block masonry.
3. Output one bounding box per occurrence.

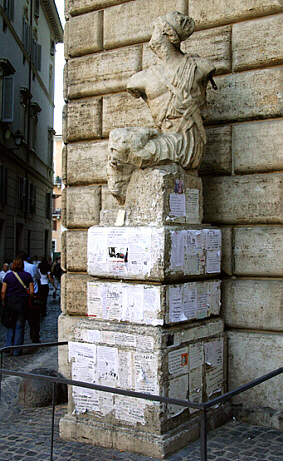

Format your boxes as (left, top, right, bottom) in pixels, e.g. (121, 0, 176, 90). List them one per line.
(61, 0, 283, 452)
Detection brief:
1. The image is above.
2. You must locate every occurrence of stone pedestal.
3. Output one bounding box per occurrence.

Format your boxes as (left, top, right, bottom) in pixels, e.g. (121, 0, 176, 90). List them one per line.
(59, 165, 227, 458)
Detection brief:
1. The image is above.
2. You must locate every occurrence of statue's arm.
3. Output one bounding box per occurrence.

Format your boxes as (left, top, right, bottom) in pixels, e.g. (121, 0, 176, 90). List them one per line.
(127, 70, 148, 100)
(195, 57, 216, 88)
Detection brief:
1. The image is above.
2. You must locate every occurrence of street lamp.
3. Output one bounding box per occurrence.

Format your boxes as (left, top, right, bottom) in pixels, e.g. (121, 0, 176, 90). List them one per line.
(14, 130, 24, 149)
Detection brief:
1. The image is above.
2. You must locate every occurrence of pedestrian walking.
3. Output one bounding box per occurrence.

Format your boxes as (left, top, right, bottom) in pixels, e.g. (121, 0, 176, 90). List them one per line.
(51, 256, 63, 298)
(38, 257, 56, 316)
(17, 251, 41, 343)
(1, 257, 34, 355)
(0, 262, 11, 283)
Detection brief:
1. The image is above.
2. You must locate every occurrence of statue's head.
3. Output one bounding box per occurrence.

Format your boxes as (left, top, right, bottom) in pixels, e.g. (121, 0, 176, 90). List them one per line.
(150, 11, 195, 51)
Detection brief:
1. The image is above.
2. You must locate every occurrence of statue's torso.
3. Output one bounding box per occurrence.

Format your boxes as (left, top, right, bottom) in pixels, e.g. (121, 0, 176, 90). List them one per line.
(128, 55, 213, 132)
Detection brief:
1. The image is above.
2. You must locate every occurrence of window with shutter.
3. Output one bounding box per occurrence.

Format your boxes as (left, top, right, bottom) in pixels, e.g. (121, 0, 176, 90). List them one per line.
(22, 18, 32, 54)
(27, 182, 36, 215)
(32, 39, 42, 71)
(2, 75, 14, 122)
(17, 176, 26, 211)
(4, 0, 14, 21)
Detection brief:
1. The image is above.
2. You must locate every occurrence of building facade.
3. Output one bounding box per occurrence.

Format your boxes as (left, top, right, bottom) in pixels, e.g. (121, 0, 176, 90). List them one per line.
(60, 0, 282, 443)
(52, 133, 64, 258)
(0, 0, 63, 264)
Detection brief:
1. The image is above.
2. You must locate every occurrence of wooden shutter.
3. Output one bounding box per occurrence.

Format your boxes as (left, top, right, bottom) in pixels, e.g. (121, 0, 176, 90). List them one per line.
(2, 75, 14, 122)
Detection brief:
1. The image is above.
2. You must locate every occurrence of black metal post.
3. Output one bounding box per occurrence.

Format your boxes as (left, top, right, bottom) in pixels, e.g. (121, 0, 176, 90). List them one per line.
(200, 408, 208, 461)
(50, 382, 56, 461)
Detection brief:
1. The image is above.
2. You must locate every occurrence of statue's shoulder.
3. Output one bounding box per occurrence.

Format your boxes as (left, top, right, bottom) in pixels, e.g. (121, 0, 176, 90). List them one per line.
(184, 53, 215, 77)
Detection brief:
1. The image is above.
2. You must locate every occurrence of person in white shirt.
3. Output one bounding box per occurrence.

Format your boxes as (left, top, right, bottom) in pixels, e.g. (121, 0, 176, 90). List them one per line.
(0, 263, 11, 283)
(38, 257, 56, 316)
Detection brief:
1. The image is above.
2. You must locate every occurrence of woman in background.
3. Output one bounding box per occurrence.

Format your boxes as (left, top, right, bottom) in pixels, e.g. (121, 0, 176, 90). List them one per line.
(1, 258, 34, 355)
(38, 257, 56, 316)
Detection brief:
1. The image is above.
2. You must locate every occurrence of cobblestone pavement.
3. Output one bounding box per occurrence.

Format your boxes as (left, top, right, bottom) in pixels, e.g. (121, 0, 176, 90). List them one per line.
(0, 288, 282, 461)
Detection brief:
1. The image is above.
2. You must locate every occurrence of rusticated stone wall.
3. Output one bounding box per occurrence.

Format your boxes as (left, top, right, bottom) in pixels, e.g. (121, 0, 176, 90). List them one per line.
(62, 0, 283, 428)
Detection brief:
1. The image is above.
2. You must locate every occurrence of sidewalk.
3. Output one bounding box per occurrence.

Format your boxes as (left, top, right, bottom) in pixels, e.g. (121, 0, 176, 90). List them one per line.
(0, 289, 282, 461)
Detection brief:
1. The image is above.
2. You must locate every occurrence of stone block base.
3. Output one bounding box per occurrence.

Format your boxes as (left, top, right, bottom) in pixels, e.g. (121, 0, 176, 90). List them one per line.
(101, 164, 203, 227)
(87, 225, 221, 281)
(60, 404, 231, 459)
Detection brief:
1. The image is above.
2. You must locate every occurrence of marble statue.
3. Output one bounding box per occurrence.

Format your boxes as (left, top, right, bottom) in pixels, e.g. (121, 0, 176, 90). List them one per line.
(107, 11, 217, 204)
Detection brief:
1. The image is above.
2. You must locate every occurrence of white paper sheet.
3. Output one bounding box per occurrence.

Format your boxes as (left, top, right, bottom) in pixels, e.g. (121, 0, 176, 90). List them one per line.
(118, 350, 133, 389)
(206, 366, 223, 397)
(204, 338, 223, 368)
(97, 346, 119, 384)
(169, 193, 186, 217)
(134, 352, 158, 394)
(187, 189, 199, 223)
(189, 366, 203, 414)
(183, 283, 197, 320)
(168, 374, 189, 417)
(170, 231, 185, 268)
(168, 347, 189, 377)
(87, 282, 103, 318)
(206, 250, 221, 274)
(169, 285, 183, 323)
(68, 341, 96, 362)
(189, 342, 204, 370)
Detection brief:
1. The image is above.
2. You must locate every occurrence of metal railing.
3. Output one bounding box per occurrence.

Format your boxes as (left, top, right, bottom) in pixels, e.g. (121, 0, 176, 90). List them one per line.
(0, 342, 282, 461)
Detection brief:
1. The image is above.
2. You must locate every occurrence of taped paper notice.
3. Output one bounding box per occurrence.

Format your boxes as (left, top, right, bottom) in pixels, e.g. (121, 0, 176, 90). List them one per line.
(69, 341, 96, 362)
(187, 189, 199, 223)
(209, 281, 221, 315)
(115, 395, 148, 425)
(97, 346, 118, 384)
(183, 283, 197, 320)
(99, 391, 114, 416)
(134, 353, 158, 394)
(115, 209, 125, 226)
(169, 285, 183, 323)
(168, 374, 188, 417)
(87, 283, 103, 318)
(204, 338, 223, 368)
(87, 227, 107, 273)
(103, 285, 123, 320)
(136, 335, 154, 351)
(205, 229, 221, 250)
(170, 231, 185, 268)
(206, 366, 223, 397)
(189, 366, 203, 414)
(83, 329, 101, 344)
(143, 286, 161, 324)
(197, 290, 208, 319)
(118, 350, 133, 389)
(69, 342, 99, 415)
(189, 342, 204, 370)
(168, 347, 189, 377)
(128, 228, 152, 276)
(169, 193, 186, 217)
(205, 229, 221, 274)
(127, 285, 144, 323)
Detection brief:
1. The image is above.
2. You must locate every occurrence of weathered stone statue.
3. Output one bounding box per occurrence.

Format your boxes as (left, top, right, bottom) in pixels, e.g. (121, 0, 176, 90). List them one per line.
(107, 11, 217, 204)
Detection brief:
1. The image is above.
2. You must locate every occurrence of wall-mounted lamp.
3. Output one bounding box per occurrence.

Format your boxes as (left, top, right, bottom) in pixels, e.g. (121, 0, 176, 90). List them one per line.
(14, 130, 24, 149)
